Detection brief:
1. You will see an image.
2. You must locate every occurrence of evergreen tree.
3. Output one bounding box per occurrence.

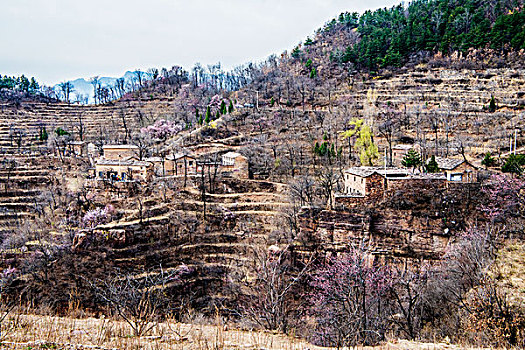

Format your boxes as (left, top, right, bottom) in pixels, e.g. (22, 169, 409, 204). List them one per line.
(489, 95, 497, 113)
(39, 126, 48, 141)
(228, 100, 234, 113)
(270, 97, 275, 107)
(314, 142, 320, 156)
(205, 106, 211, 124)
(402, 149, 422, 172)
(502, 154, 525, 175)
(481, 152, 497, 168)
(220, 100, 226, 115)
(29, 77, 39, 92)
(426, 155, 439, 173)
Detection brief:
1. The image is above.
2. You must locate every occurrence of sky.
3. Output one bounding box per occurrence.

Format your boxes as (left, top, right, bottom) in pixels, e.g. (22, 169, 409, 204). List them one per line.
(1, 0, 403, 86)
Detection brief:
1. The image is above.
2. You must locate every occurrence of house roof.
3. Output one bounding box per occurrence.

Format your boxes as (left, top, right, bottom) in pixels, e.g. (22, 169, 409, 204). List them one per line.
(432, 157, 465, 170)
(144, 156, 163, 162)
(392, 144, 414, 150)
(102, 144, 139, 149)
(95, 158, 151, 167)
(169, 153, 196, 160)
(344, 167, 410, 178)
(344, 167, 446, 180)
(222, 151, 243, 158)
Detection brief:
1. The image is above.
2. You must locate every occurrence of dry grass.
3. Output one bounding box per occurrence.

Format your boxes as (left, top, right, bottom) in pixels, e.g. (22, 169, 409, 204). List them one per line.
(494, 239, 525, 306)
(0, 314, 486, 350)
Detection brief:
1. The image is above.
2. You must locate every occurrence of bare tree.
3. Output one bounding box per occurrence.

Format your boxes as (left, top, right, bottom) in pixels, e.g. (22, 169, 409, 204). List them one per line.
(89, 76, 100, 105)
(240, 246, 313, 332)
(89, 267, 177, 336)
(58, 81, 75, 104)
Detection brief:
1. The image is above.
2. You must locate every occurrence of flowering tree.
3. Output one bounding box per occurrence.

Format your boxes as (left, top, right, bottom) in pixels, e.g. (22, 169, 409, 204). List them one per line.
(310, 247, 392, 347)
(140, 119, 182, 141)
(82, 204, 115, 228)
(482, 174, 525, 229)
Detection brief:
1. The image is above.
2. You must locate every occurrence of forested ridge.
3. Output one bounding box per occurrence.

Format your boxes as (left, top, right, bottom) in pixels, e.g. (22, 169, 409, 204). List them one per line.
(291, 0, 524, 75)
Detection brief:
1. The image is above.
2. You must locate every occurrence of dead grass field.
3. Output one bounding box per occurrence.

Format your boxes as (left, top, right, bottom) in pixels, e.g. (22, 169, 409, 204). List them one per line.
(0, 314, 488, 350)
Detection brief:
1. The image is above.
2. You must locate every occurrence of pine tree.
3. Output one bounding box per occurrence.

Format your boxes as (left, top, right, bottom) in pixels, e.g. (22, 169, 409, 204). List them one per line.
(489, 95, 497, 112)
(39, 126, 48, 141)
(205, 106, 211, 124)
(426, 155, 439, 173)
(481, 152, 497, 168)
(314, 142, 320, 155)
(228, 100, 234, 113)
(402, 149, 422, 172)
(220, 100, 226, 115)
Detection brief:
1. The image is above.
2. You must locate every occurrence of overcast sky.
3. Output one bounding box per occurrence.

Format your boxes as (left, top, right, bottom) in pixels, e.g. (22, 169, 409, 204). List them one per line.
(1, 0, 403, 85)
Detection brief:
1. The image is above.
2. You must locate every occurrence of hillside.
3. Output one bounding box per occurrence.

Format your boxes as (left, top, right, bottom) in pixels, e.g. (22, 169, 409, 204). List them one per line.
(1, 0, 525, 348)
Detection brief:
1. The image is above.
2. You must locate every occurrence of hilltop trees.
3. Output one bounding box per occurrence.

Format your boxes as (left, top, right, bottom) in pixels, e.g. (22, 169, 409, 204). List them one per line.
(58, 81, 75, 103)
(334, 0, 525, 71)
(0, 75, 41, 95)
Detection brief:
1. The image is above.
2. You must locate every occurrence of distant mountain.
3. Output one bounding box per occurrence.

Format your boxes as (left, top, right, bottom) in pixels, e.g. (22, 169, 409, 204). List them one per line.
(54, 71, 151, 104)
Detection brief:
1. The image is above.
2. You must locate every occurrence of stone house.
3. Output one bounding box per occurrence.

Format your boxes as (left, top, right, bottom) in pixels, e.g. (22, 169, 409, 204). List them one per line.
(221, 151, 249, 179)
(166, 153, 199, 176)
(95, 158, 153, 182)
(342, 167, 411, 197)
(432, 157, 478, 182)
(102, 144, 139, 160)
(337, 166, 446, 208)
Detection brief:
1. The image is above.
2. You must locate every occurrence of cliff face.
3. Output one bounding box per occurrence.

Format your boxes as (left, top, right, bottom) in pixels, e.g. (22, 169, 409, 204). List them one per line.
(298, 182, 484, 264)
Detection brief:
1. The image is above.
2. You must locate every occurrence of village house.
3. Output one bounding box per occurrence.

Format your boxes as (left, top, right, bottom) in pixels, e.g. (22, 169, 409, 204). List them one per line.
(342, 167, 411, 197)
(337, 166, 446, 207)
(94, 144, 152, 182)
(95, 158, 153, 182)
(167, 153, 199, 176)
(221, 151, 249, 179)
(431, 157, 478, 182)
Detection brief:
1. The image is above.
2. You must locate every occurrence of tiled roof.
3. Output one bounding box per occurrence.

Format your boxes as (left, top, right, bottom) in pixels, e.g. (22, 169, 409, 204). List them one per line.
(95, 158, 151, 167)
(102, 144, 139, 149)
(392, 144, 414, 150)
(222, 151, 243, 158)
(169, 153, 196, 160)
(344, 167, 446, 180)
(344, 167, 410, 178)
(432, 157, 464, 170)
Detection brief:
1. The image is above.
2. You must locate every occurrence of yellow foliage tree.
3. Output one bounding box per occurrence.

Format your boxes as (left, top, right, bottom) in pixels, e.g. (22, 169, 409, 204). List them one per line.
(341, 118, 379, 166)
